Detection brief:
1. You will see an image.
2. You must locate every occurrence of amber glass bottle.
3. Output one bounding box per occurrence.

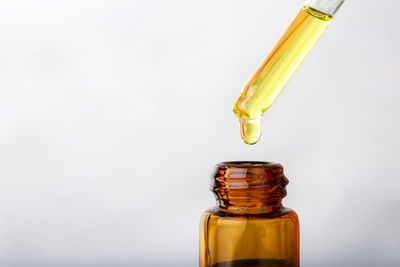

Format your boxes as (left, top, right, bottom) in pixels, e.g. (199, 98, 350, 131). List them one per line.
(200, 162, 299, 267)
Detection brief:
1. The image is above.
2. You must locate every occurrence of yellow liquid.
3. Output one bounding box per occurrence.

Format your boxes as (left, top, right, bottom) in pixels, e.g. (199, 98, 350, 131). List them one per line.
(200, 208, 299, 266)
(233, 6, 331, 145)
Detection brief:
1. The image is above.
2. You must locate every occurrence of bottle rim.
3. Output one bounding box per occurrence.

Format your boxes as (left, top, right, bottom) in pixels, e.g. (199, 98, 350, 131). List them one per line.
(216, 161, 280, 168)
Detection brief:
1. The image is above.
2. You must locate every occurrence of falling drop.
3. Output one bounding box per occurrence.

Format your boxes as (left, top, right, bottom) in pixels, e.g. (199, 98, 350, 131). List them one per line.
(238, 116, 262, 145)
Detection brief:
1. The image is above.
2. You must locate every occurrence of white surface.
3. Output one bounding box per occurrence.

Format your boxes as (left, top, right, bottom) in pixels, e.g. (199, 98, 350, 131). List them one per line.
(0, 0, 399, 266)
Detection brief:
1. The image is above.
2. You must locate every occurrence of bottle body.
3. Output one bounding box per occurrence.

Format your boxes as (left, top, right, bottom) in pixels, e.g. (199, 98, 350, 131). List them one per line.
(199, 162, 299, 267)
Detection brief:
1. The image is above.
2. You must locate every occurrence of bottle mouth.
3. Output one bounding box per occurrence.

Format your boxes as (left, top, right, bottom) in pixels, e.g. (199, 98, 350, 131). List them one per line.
(217, 161, 279, 167)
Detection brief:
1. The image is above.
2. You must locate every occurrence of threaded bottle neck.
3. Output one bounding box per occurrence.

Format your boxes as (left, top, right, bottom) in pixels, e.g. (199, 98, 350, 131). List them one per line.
(211, 161, 288, 210)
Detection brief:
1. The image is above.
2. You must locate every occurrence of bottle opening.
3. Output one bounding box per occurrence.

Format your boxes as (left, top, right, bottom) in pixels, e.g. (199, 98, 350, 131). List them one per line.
(218, 161, 277, 167)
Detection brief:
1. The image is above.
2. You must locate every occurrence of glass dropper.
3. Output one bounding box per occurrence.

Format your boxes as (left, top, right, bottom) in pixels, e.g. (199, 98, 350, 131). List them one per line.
(233, 0, 345, 145)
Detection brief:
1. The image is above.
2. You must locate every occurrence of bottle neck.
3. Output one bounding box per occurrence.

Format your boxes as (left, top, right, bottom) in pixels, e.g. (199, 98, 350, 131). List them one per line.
(211, 161, 288, 211)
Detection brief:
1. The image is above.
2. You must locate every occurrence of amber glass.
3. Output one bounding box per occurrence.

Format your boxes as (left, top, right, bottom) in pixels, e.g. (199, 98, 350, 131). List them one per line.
(200, 162, 299, 267)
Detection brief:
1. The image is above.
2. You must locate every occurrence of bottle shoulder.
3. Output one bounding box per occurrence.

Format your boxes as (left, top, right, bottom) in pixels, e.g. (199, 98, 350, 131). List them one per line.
(282, 208, 299, 224)
(202, 206, 298, 221)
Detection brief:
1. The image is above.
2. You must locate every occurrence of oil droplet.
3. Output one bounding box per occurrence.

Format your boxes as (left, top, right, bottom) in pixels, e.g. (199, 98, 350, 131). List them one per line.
(238, 116, 262, 145)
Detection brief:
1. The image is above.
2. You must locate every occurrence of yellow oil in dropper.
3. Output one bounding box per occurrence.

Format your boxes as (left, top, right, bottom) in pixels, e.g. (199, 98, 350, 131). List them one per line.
(233, 6, 334, 145)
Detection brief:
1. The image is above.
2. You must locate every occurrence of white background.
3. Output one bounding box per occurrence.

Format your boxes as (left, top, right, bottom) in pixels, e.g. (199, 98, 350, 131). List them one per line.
(0, 0, 399, 266)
